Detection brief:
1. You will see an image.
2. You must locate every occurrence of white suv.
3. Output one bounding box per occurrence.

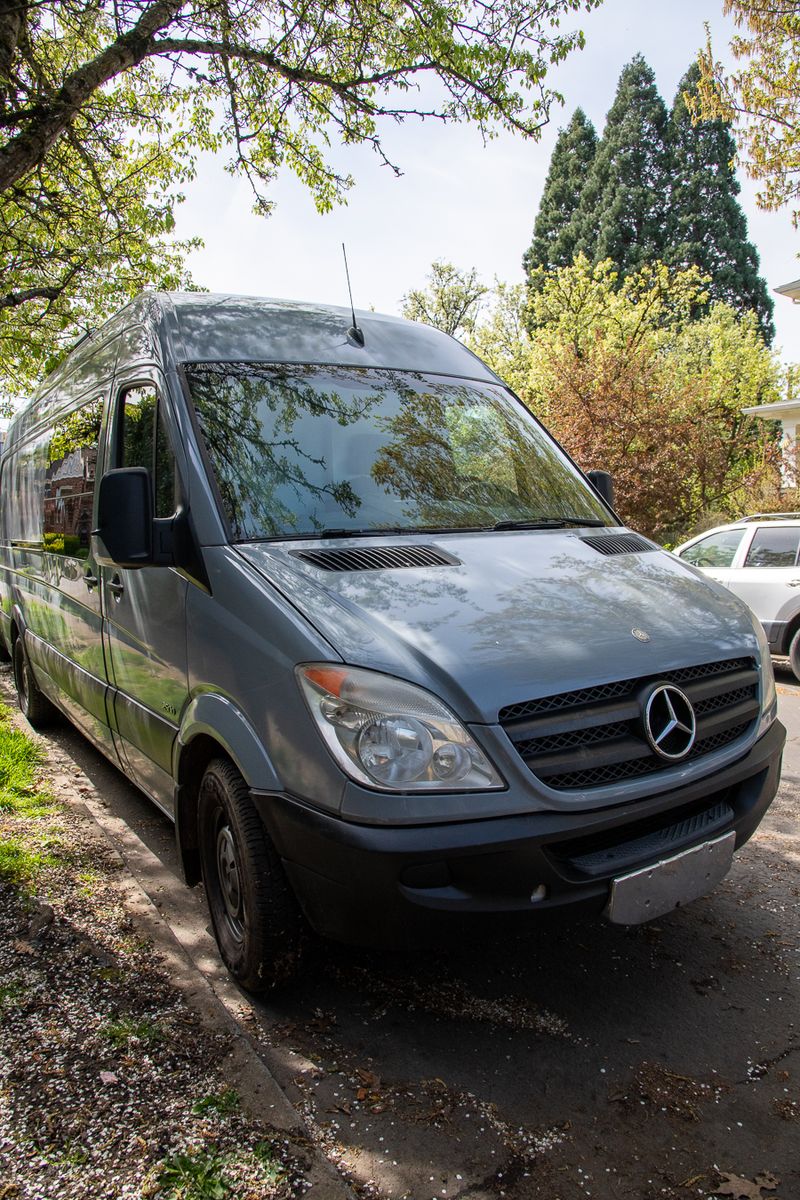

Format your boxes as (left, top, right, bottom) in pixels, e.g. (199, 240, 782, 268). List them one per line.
(675, 514, 800, 679)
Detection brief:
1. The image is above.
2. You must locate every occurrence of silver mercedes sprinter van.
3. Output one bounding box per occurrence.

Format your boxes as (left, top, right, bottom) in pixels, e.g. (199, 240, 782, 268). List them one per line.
(0, 293, 785, 990)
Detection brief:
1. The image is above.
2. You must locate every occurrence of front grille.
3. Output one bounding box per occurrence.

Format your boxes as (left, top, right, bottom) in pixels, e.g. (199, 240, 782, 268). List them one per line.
(500, 658, 759, 792)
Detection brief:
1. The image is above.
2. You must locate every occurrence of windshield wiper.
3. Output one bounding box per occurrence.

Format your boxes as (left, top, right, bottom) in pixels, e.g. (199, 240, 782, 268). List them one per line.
(316, 525, 494, 538)
(246, 518, 609, 543)
(317, 527, 414, 539)
(491, 517, 607, 531)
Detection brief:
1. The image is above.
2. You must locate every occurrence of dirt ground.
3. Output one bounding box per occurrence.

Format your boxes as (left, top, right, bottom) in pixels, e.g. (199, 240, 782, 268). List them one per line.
(2, 668, 799, 1200)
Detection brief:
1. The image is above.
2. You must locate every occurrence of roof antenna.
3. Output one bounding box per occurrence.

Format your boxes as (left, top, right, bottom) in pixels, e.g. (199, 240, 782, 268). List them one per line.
(342, 243, 365, 347)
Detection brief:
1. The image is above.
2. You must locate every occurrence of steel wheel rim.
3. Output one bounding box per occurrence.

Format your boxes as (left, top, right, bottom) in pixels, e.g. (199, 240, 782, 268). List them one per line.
(215, 822, 245, 943)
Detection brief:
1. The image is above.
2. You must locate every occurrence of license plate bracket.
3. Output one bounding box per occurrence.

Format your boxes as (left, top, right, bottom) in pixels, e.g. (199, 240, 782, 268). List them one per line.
(605, 831, 736, 925)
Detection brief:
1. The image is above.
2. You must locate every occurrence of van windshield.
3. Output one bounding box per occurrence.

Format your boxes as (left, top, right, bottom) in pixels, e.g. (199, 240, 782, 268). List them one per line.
(184, 363, 613, 540)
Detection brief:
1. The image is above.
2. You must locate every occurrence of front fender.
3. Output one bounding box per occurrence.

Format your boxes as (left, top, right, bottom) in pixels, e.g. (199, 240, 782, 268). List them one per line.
(176, 692, 283, 792)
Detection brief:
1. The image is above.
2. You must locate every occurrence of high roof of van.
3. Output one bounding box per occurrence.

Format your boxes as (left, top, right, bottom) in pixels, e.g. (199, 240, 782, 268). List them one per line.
(61, 292, 500, 385)
(6, 292, 502, 445)
(159, 293, 500, 383)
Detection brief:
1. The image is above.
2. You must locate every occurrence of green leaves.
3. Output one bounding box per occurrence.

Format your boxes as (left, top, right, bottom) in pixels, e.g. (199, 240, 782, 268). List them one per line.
(572, 55, 671, 275)
(523, 108, 598, 278)
(1, 0, 601, 393)
(401, 261, 489, 338)
(696, 1, 800, 228)
(405, 254, 785, 539)
(519, 257, 782, 539)
(523, 54, 773, 344)
(669, 62, 774, 342)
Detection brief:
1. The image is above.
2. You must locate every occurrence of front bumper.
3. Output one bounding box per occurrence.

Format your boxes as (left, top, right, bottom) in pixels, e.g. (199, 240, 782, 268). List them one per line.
(253, 718, 785, 945)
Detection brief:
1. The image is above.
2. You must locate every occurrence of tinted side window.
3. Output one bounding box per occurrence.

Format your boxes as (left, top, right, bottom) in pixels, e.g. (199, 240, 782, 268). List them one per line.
(680, 529, 744, 568)
(6, 434, 47, 546)
(5, 398, 103, 555)
(43, 399, 103, 558)
(744, 526, 800, 568)
(118, 385, 178, 519)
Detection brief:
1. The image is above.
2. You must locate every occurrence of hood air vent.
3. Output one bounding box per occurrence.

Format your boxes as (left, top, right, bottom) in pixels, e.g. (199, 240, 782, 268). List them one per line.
(581, 533, 657, 556)
(290, 544, 459, 572)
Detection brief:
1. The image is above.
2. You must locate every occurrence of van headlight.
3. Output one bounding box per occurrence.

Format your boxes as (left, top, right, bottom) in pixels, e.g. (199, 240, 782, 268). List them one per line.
(297, 664, 504, 792)
(752, 618, 777, 737)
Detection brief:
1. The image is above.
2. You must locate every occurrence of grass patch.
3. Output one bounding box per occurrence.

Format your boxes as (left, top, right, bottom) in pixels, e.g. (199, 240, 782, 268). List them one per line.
(151, 1149, 230, 1200)
(252, 1140, 287, 1185)
(0, 837, 56, 885)
(99, 1015, 165, 1048)
(76, 867, 104, 897)
(0, 980, 28, 1011)
(192, 1089, 240, 1117)
(149, 1143, 287, 1199)
(60, 1139, 89, 1167)
(0, 706, 61, 886)
(0, 705, 52, 817)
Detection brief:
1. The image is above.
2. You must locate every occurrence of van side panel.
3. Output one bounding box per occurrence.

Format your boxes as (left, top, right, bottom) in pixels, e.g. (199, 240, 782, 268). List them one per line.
(184, 547, 346, 804)
(97, 362, 192, 815)
(1, 378, 118, 762)
(177, 693, 283, 791)
(104, 566, 188, 815)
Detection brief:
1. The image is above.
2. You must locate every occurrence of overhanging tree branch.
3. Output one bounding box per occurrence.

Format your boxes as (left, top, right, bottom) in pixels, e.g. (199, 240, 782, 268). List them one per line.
(0, 0, 186, 193)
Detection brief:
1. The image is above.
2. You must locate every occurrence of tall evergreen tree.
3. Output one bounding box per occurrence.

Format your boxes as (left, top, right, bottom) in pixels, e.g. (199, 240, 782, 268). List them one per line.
(523, 109, 598, 280)
(572, 55, 671, 275)
(668, 63, 775, 343)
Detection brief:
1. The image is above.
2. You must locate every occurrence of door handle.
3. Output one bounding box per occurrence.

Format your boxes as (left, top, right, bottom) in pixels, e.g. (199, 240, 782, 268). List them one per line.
(788, 580, 800, 588)
(84, 569, 98, 589)
(108, 575, 125, 599)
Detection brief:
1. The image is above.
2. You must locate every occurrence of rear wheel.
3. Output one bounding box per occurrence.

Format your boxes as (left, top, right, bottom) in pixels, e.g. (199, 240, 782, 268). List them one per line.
(198, 758, 305, 991)
(789, 627, 800, 683)
(13, 636, 57, 728)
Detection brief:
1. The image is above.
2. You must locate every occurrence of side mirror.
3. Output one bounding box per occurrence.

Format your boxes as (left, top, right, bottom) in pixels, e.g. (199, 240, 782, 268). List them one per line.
(587, 469, 615, 509)
(93, 468, 154, 568)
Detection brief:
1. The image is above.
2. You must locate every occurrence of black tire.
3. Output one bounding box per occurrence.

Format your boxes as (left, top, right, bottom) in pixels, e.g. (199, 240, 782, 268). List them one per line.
(13, 636, 57, 728)
(198, 758, 305, 991)
(789, 627, 800, 683)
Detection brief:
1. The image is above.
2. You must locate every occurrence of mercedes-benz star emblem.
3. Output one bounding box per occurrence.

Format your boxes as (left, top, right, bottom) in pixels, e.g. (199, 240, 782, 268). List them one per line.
(643, 684, 696, 760)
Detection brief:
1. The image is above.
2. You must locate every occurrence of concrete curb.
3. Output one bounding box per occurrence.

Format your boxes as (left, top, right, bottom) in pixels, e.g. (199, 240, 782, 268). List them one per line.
(0, 675, 354, 1200)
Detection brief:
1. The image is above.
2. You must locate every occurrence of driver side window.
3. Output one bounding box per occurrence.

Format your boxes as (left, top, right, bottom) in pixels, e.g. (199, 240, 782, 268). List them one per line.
(117, 384, 178, 519)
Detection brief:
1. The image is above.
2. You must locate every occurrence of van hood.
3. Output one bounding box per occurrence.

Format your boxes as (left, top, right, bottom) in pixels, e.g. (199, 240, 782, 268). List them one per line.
(237, 531, 760, 724)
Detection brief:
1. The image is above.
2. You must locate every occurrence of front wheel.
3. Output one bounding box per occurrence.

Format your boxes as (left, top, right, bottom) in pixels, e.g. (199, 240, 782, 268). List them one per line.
(789, 628, 800, 683)
(13, 636, 57, 728)
(198, 758, 305, 991)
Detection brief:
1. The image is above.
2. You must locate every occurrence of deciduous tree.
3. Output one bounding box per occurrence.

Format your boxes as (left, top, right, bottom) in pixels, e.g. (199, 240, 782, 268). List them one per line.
(522, 257, 781, 540)
(0, 0, 601, 392)
(401, 261, 488, 340)
(695, 0, 800, 227)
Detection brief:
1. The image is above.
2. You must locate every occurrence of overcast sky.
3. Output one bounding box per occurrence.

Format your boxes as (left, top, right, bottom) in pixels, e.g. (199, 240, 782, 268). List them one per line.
(177, 0, 799, 362)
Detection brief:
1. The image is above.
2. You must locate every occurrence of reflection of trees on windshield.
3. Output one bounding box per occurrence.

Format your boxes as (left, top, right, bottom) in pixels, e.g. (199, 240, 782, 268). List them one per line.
(187, 364, 381, 538)
(370, 383, 603, 527)
(185, 363, 610, 540)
